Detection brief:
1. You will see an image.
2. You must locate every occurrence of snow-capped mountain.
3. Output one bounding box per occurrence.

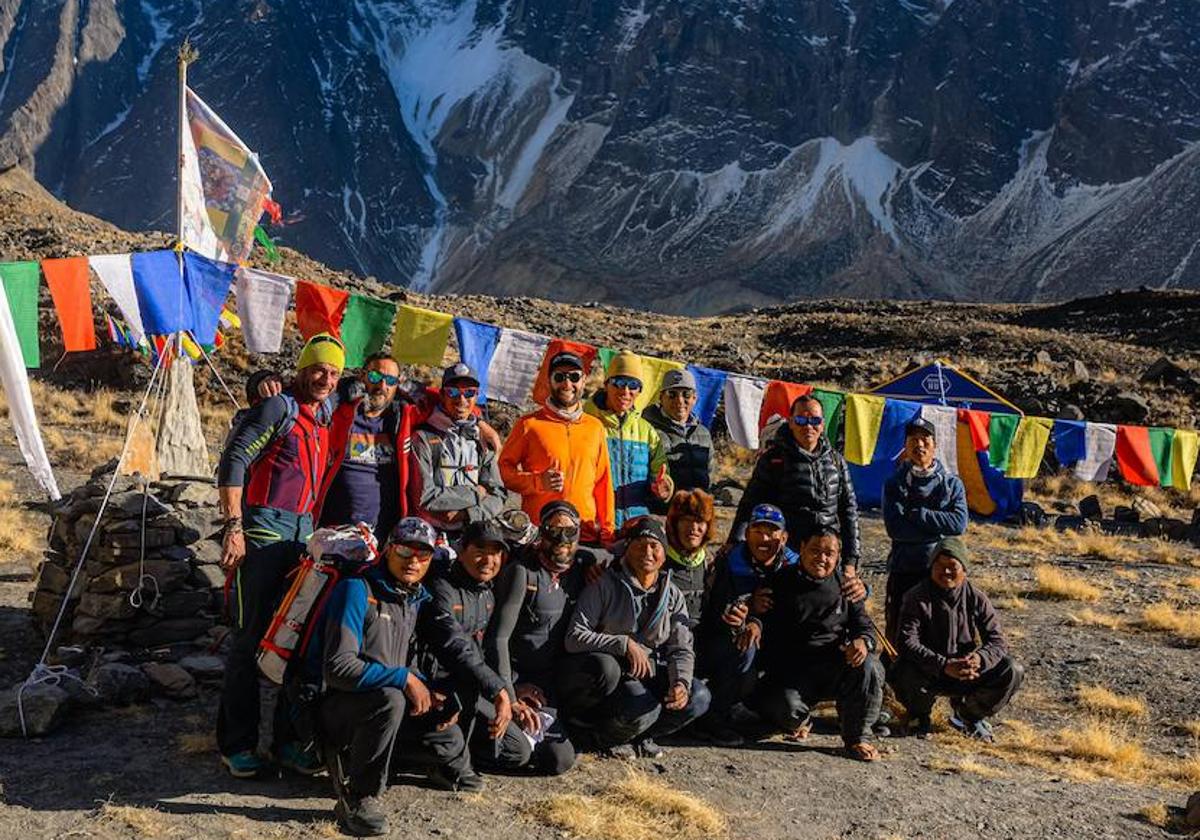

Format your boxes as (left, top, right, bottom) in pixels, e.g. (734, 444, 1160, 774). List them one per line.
(1, 0, 1197, 312)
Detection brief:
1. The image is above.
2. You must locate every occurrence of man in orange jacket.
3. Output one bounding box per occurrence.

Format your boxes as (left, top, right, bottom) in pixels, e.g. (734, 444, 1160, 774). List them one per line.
(499, 352, 616, 545)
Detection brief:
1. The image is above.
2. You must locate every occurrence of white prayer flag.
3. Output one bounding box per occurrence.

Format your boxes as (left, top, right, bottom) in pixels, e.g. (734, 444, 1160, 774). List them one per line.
(236, 267, 294, 353)
(723, 374, 767, 449)
(0, 282, 60, 499)
(920, 404, 959, 475)
(1074, 423, 1117, 482)
(487, 329, 551, 406)
(89, 254, 145, 342)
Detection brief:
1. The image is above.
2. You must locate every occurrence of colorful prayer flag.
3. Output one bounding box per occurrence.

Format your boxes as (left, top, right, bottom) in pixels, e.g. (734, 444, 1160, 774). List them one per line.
(181, 88, 273, 262)
(1005, 416, 1053, 479)
(987, 414, 1021, 471)
(0, 278, 59, 498)
(920, 404, 959, 474)
(392, 304, 453, 366)
(1147, 427, 1176, 489)
(0, 261, 41, 367)
(89, 254, 145, 342)
(1053, 419, 1087, 468)
(454, 318, 503, 404)
(723, 374, 767, 449)
(1170, 430, 1198, 490)
(487, 328, 551, 406)
(1115, 425, 1159, 486)
(812, 388, 845, 449)
(687, 365, 728, 429)
(959, 408, 991, 452)
(183, 252, 237, 345)
(1074, 423, 1117, 482)
(131, 251, 188, 336)
(341, 294, 397, 368)
(295, 280, 349, 340)
(843, 394, 887, 466)
(236, 267, 292, 352)
(634, 355, 685, 412)
(41, 257, 97, 352)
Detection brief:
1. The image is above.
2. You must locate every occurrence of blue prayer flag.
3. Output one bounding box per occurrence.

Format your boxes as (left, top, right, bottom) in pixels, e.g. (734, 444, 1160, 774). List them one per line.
(453, 317, 501, 404)
(686, 364, 728, 428)
(1053, 419, 1088, 468)
(183, 252, 236, 345)
(131, 251, 188, 336)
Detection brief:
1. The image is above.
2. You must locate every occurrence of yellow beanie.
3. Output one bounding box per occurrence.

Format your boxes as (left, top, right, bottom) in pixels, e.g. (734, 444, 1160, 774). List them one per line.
(606, 350, 643, 384)
(298, 332, 345, 372)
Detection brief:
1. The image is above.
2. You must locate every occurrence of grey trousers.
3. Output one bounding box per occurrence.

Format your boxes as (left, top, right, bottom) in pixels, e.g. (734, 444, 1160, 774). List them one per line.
(756, 651, 885, 746)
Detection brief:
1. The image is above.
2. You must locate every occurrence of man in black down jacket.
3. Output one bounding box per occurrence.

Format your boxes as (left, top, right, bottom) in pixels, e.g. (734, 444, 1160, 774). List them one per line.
(644, 369, 712, 509)
(891, 537, 1023, 742)
(733, 394, 865, 602)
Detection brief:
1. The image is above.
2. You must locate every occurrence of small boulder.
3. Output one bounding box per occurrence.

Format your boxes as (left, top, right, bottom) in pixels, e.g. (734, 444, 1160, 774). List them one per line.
(1078, 494, 1103, 521)
(141, 663, 197, 700)
(90, 662, 150, 706)
(1141, 357, 1198, 390)
(1070, 360, 1089, 380)
(1033, 350, 1053, 366)
(170, 482, 218, 507)
(0, 682, 72, 737)
(126, 618, 215, 648)
(713, 485, 743, 508)
(1185, 791, 1200, 829)
(1108, 391, 1150, 423)
(1114, 505, 1140, 524)
(178, 654, 225, 680)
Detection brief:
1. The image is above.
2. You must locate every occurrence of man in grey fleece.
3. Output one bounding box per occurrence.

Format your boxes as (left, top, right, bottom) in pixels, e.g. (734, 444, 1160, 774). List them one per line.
(891, 537, 1023, 742)
(558, 516, 711, 758)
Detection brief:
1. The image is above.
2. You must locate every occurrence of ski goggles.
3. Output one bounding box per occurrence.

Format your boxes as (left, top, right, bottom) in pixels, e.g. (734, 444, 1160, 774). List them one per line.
(608, 376, 643, 392)
(366, 370, 400, 386)
(387, 543, 434, 559)
(444, 386, 479, 400)
(551, 370, 584, 384)
(540, 523, 581, 544)
(790, 415, 824, 426)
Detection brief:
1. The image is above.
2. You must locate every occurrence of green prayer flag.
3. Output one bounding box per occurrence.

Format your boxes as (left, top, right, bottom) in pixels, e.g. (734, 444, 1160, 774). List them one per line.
(597, 347, 618, 375)
(254, 226, 281, 263)
(987, 413, 1021, 471)
(341, 294, 397, 368)
(1147, 427, 1176, 489)
(0, 261, 41, 367)
(812, 388, 845, 450)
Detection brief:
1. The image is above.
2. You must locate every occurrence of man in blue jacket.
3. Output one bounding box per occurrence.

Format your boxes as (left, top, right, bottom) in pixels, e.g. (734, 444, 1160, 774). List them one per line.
(881, 416, 968, 646)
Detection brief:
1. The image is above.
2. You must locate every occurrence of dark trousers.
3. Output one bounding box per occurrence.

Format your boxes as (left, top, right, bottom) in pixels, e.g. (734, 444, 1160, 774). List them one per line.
(217, 514, 308, 756)
(697, 630, 758, 719)
(891, 655, 1024, 723)
(319, 688, 407, 798)
(556, 652, 711, 750)
(755, 651, 885, 747)
(885, 570, 928, 648)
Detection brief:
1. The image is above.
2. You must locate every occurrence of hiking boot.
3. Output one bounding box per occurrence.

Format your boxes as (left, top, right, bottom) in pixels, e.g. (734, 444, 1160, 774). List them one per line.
(909, 716, 932, 739)
(426, 766, 486, 792)
(334, 795, 388, 837)
(600, 743, 638, 760)
(694, 720, 744, 748)
(634, 737, 665, 759)
(276, 741, 323, 776)
(950, 715, 995, 742)
(221, 750, 265, 779)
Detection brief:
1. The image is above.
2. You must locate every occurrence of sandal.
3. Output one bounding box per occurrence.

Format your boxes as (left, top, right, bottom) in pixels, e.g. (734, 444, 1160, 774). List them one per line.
(783, 718, 813, 741)
(846, 742, 880, 762)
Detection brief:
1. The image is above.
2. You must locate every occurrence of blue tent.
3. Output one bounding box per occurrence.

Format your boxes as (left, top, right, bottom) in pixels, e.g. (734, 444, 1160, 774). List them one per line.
(851, 360, 1024, 520)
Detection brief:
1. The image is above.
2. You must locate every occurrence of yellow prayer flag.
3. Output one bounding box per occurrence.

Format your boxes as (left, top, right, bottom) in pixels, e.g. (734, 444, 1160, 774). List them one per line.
(1171, 429, 1199, 490)
(392, 304, 454, 366)
(1005, 416, 1054, 479)
(180, 332, 203, 361)
(843, 394, 886, 466)
(635, 355, 686, 412)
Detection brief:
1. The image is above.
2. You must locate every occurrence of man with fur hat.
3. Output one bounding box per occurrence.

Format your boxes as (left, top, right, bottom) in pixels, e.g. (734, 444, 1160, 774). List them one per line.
(663, 489, 717, 622)
(560, 516, 710, 758)
(584, 350, 674, 527)
(891, 538, 1023, 741)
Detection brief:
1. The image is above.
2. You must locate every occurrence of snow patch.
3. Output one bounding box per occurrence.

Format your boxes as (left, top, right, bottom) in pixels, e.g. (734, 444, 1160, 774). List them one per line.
(137, 0, 173, 85)
(618, 2, 650, 52)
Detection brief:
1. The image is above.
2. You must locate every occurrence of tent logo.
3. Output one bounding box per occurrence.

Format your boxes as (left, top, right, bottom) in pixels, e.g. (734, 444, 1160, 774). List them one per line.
(921, 371, 951, 396)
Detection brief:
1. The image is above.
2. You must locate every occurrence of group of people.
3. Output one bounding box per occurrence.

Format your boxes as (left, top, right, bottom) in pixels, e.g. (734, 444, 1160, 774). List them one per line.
(215, 333, 1024, 837)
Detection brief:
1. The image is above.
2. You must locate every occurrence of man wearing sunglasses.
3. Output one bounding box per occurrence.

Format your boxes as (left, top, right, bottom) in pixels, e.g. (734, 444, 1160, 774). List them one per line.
(643, 368, 713, 508)
(584, 350, 674, 528)
(733, 394, 865, 604)
(409, 362, 508, 537)
(500, 351, 616, 545)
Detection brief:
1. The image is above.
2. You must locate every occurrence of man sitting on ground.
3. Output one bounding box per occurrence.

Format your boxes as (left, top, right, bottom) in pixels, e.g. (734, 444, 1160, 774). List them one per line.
(560, 516, 710, 758)
(318, 518, 513, 836)
(409, 363, 508, 538)
(484, 501, 592, 775)
(756, 526, 885, 762)
(694, 504, 798, 746)
(882, 416, 968, 644)
(891, 537, 1023, 741)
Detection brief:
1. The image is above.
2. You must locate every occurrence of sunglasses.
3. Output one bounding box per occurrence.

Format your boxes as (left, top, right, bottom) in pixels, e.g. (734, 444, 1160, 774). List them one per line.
(387, 543, 432, 559)
(551, 370, 583, 384)
(366, 370, 400, 386)
(791, 415, 824, 427)
(663, 389, 694, 399)
(540, 523, 581, 543)
(445, 386, 479, 399)
(609, 376, 643, 392)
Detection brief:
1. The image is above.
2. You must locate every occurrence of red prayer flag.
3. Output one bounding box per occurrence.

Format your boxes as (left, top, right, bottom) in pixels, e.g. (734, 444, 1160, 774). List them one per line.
(531, 339, 597, 405)
(295, 280, 349, 339)
(758, 380, 813, 431)
(958, 408, 992, 452)
(1115, 425, 1159, 486)
(41, 257, 97, 352)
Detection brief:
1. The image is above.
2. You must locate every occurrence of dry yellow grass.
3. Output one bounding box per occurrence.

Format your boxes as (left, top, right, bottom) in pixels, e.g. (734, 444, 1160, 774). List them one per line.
(1033, 565, 1104, 602)
(993, 596, 1028, 611)
(1075, 685, 1148, 720)
(1111, 568, 1138, 581)
(94, 802, 179, 838)
(1178, 720, 1200, 739)
(971, 574, 1027, 599)
(1180, 576, 1200, 591)
(926, 756, 1007, 779)
(1137, 801, 1170, 828)
(175, 731, 216, 755)
(1065, 609, 1125, 630)
(525, 772, 728, 840)
(0, 479, 41, 558)
(1140, 604, 1200, 642)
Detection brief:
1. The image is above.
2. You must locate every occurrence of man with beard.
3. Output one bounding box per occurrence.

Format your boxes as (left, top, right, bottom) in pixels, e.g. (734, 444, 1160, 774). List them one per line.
(216, 333, 344, 778)
(484, 501, 592, 775)
(500, 352, 615, 546)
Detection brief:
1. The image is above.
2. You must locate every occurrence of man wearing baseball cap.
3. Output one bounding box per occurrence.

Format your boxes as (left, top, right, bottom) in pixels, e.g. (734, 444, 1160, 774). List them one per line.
(216, 331, 344, 778)
(318, 517, 514, 834)
(409, 362, 508, 537)
(694, 503, 799, 746)
(881, 416, 968, 645)
(891, 537, 1023, 741)
(644, 368, 713, 505)
(500, 350, 616, 544)
(560, 515, 710, 758)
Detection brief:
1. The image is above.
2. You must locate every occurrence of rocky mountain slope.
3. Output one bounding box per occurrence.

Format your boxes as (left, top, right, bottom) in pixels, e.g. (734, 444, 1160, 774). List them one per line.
(1, 0, 1198, 313)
